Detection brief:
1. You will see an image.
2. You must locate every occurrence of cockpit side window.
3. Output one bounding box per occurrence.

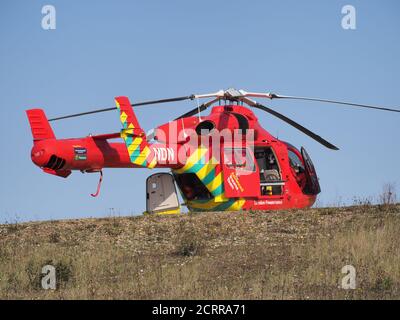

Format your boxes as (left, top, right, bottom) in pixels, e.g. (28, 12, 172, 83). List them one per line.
(288, 149, 305, 174)
(224, 148, 255, 172)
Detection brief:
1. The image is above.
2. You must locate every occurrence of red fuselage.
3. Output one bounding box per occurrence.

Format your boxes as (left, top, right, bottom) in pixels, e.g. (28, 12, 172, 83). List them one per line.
(28, 104, 319, 211)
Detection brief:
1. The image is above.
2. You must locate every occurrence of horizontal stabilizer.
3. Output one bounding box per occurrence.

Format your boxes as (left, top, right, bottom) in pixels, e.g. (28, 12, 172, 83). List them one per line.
(43, 168, 71, 178)
(91, 132, 121, 140)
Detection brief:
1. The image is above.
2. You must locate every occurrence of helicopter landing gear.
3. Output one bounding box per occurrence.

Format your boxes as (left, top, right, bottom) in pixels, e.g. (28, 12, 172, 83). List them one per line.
(90, 170, 103, 197)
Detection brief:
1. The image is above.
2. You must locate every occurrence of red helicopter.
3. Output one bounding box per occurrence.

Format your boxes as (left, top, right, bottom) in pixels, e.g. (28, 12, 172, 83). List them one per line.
(26, 88, 400, 214)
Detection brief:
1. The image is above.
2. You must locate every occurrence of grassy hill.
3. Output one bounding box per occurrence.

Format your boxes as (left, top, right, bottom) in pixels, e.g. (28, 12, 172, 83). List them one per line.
(0, 204, 399, 299)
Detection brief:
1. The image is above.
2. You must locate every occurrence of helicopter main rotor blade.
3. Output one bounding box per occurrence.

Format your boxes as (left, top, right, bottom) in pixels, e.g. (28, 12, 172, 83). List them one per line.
(48, 95, 195, 122)
(174, 97, 221, 120)
(266, 93, 400, 113)
(255, 103, 339, 150)
(240, 97, 339, 150)
(174, 104, 208, 120)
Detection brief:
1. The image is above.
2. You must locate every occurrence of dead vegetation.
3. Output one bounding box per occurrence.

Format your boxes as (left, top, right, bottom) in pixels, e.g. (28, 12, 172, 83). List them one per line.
(0, 204, 399, 299)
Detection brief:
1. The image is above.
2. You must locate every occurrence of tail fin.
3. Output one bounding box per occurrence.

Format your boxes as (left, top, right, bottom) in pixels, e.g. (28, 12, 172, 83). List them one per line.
(26, 109, 56, 140)
(115, 96, 157, 168)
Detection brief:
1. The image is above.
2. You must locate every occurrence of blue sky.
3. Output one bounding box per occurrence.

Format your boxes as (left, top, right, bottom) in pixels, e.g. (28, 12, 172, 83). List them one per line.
(0, 0, 399, 222)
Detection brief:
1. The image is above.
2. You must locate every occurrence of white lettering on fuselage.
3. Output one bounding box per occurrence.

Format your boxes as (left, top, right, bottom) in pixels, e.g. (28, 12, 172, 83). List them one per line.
(153, 147, 175, 162)
(254, 200, 283, 206)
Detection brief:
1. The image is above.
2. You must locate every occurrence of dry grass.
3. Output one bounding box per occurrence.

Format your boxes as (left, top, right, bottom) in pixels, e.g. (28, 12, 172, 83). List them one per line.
(0, 204, 399, 299)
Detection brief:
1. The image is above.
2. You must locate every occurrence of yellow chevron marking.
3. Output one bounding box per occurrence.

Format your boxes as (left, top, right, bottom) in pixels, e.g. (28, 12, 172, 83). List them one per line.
(187, 197, 245, 211)
(127, 137, 142, 154)
(128, 143, 140, 156)
(135, 146, 151, 166)
(214, 193, 227, 203)
(132, 137, 142, 146)
(136, 157, 146, 166)
(187, 199, 219, 210)
(196, 157, 217, 180)
(115, 100, 120, 108)
(142, 146, 151, 157)
(175, 147, 208, 174)
(206, 171, 223, 193)
(227, 199, 246, 211)
(120, 112, 127, 124)
(148, 157, 157, 169)
(128, 123, 134, 129)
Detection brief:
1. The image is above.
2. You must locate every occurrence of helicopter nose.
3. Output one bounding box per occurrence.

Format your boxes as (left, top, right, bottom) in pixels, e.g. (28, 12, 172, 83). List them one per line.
(31, 145, 50, 167)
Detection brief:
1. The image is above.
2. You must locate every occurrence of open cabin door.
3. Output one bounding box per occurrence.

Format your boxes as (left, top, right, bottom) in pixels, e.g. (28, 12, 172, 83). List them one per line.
(146, 173, 180, 214)
(222, 146, 260, 198)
